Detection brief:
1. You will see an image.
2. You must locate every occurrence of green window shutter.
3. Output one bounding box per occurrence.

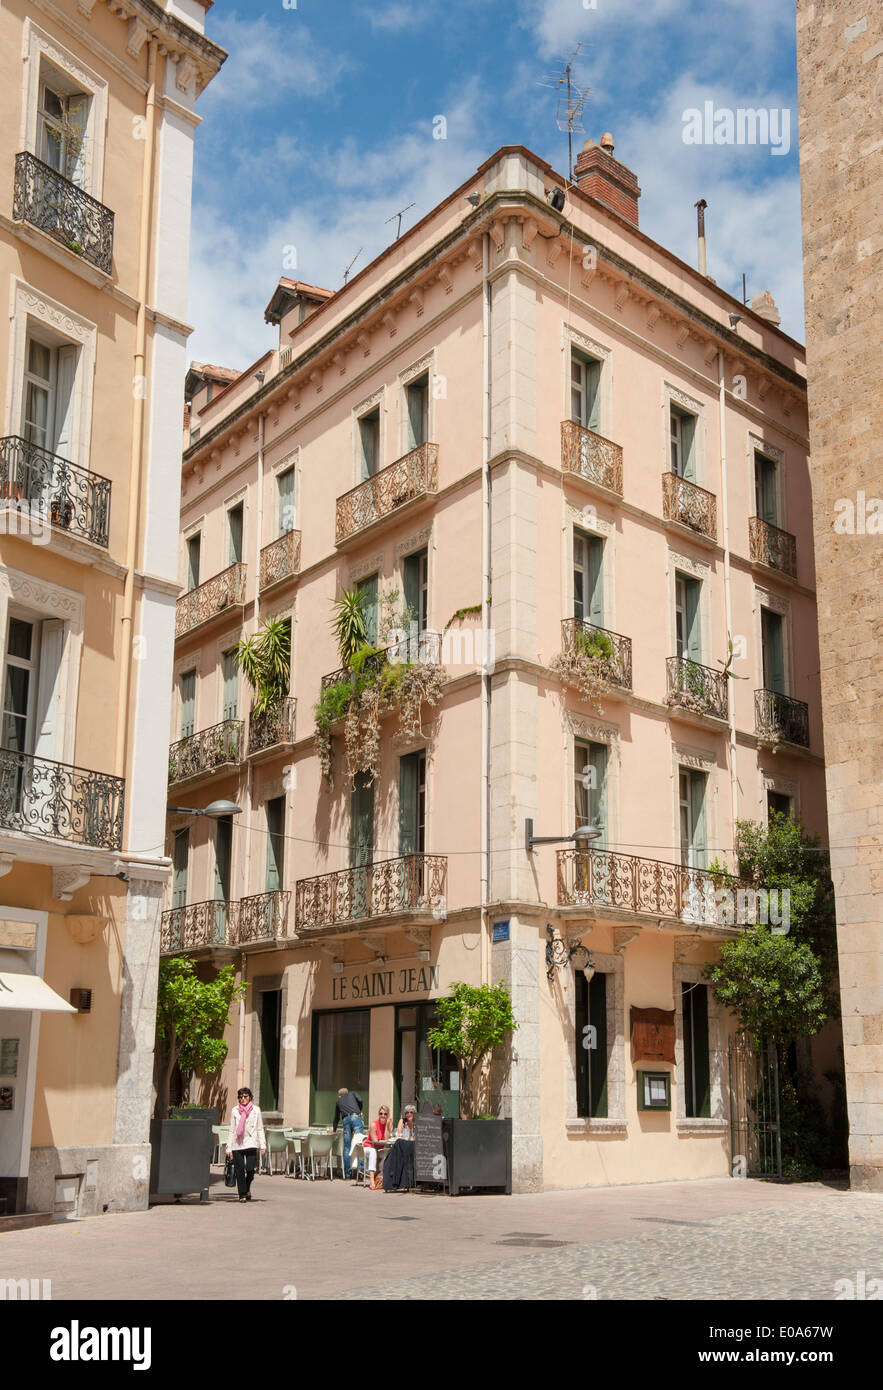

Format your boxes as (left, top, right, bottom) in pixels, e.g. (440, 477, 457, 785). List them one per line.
(266, 796, 284, 892)
(399, 752, 419, 856)
(589, 971, 608, 1118)
(359, 412, 379, 481)
(259, 990, 281, 1111)
(172, 828, 189, 907)
(357, 575, 378, 644)
(689, 770, 707, 869)
(683, 982, 710, 1118)
(228, 505, 243, 565)
(588, 535, 604, 626)
(685, 576, 702, 661)
(681, 413, 696, 481)
(180, 671, 195, 738)
(589, 741, 608, 847)
(222, 651, 238, 721)
(407, 377, 428, 449)
(403, 549, 427, 633)
(350, 774, 374, 868)
(585, 358, 601, 432)
(214, 815, 232, 902)
(756, 456, 778, 525)
(278, 467, 295, 535)
(186, 535, 201, 591)
(761, 608, 785, 693)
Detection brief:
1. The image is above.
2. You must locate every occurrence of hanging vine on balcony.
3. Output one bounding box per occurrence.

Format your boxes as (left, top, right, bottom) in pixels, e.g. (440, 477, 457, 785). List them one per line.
(550, 626, 615, 715)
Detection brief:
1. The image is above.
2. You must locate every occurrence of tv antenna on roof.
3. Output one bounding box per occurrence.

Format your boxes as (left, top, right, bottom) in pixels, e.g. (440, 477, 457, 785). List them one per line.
(385, 202, 416, 240)
(343, 248, 362, 285)
(538, 43, 591, 183)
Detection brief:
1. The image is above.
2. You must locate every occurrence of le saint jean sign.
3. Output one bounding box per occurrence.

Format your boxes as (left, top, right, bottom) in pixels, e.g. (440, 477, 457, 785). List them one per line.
(331, 963, 441, 1003)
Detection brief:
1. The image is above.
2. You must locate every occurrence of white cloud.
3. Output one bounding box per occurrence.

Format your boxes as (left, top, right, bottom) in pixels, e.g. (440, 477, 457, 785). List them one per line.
(200, 11, 346, 112)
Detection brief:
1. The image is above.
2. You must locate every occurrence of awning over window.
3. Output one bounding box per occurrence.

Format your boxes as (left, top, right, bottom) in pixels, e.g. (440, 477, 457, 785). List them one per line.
(0, 971, 76, 1012)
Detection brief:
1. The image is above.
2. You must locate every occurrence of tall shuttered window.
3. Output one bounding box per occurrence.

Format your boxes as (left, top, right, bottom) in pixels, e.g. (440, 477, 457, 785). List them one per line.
(574, 530, 604, 626)
(399, 750, 426, 856)
(575, 969, 608, 1118)
(761, 607, 786, 694)
(266, 796, 285, 892)
(675, 572, 702, 661)
(403, 548, 429, 634)
(683, 982, 711, 1118)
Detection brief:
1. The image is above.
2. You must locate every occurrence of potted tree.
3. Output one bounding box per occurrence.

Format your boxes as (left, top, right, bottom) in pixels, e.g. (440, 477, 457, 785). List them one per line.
(427, 981, 517, 1195)
(151, 958, 245, 1201)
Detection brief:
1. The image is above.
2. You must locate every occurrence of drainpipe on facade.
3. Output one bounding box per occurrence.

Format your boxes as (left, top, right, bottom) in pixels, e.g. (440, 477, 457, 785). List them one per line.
(718, 350, 740, 848)
(480, 232, 492, 985)
(115, 39, 158, 795)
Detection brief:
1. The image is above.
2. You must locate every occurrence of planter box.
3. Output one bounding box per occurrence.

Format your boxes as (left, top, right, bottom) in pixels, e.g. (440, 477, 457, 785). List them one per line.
(444, 1118, 512, 1196)
(149, 1116, 213, 1201)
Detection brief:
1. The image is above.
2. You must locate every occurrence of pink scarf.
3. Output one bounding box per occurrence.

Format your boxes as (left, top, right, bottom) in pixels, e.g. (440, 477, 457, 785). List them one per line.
(235, 1101, 253, 1144)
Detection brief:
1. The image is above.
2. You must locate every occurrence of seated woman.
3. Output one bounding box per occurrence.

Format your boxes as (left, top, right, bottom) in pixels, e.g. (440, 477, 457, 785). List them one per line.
(382, 1106, 416, 1192)
(364, 1104, 393, 1190)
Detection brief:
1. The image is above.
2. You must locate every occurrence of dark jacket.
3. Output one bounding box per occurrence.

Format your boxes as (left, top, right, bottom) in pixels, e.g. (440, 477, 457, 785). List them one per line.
(332, 1091, 363, 1129)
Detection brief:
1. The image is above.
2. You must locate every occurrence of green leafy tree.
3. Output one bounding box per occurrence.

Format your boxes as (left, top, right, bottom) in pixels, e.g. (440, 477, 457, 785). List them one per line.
(705, 928, 828, 1043)
(731, 812, 837, 966)
(427, 981, 517, 1118)
(155, 958, 245, 1118)
(235, 616, 290, 715)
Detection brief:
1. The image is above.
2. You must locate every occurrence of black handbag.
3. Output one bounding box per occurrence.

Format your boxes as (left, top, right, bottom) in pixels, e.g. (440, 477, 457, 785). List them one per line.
(224, 1155, 236, 1188)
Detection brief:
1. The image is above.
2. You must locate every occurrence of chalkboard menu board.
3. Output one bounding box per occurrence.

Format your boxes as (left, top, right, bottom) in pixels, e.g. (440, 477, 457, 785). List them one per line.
(414, 1113, 446, 1185)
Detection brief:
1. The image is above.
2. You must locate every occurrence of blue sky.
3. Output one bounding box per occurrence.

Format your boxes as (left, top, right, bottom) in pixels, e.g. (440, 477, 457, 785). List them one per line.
(189, 0, 802, 368)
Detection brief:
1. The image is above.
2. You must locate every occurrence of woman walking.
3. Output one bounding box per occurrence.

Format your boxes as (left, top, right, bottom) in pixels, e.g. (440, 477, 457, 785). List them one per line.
(227, 1087, 266, 1202)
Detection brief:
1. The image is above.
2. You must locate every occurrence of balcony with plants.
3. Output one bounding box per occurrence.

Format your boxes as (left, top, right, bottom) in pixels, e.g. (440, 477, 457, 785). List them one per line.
(314, 590, 444, 786)
(235, 616, 294, 759)
(665, 655, 729, 720)
(13, 150, 114, 275)
(0, 436, 111, 548)
(335, 442, 438, 545)
(551, 617, 632, 713)
(755, 689, 810, 749)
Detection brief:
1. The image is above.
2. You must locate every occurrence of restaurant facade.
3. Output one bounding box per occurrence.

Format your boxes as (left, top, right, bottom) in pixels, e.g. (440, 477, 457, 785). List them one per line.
(166, 142, 836, 1191)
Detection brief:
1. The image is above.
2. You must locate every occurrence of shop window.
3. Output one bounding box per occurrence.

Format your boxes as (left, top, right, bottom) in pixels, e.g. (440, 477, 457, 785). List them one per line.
(575, 970, 608, 1118)
(682, 982, 710, 1118)
(311, 1009, 371, 1125)
(394, 1002, 459, 1123)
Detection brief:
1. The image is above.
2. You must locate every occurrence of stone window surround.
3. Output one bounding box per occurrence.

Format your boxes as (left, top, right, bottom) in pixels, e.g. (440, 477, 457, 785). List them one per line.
(666, 546, 713, 668)
(564, 500, 617, 634)
(753, 584, 794, 697)
(22, 20, 109, 202)
(561, 322, 614, 440)
(180, 515, 205, 591)
(0, 567, 85, 767)
(563, 949, 627, 1134)
(673, 960, 728, 1133)
(397, 352, 436, 457)
(663, 381, 707, 487)
(5, 279, 97, 474)
(748, 432, 787, 531)
(562, 710, 621, 857)
(351, 387, 385, 488)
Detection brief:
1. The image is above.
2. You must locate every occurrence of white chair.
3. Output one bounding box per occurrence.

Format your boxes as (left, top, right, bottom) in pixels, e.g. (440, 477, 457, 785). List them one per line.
(265, 1130, 291, 1175)
(306, 1132, 335, 1180)
(211, 1124, 229, 1166)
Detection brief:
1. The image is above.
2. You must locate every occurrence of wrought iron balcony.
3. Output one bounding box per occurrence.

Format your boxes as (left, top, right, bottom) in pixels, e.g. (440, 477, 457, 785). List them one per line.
(233, 890, 292, 946)
(175, 563, 247, 638)
(0, 436, 111, 548)
(13, 152, 114, 275)
(0, 746, 123, 850)
(259, 529, 301, 590)
(248, 698, 296, 755)
(560, 618, 632, 690)
(666, 656, 729, 719)
(749, 517, 797, 579)
(560, 421, 623, 495)
(754, 689, 810, 748)
(335, 443, 439, 544)
(168, 719, 243, 785)
(295, 853, 448, 933)
(320, 630, 442, 694)
(662, 471, 717, 540)
(557, 846, 742, 927)
(161, 900, 231, 955)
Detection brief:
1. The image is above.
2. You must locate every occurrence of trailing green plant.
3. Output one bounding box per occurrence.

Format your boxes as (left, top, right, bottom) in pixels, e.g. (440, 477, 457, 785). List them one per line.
(444, 603, 483, 631)
(235, 616, 291, 715)
(155, 958, 245, 1119)
(427, 981, 517, 1119)
(551, 626, 615, 713)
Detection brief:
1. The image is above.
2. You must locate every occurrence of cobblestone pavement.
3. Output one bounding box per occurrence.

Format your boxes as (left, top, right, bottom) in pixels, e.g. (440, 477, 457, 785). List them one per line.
(1, 1176, 880, 1300)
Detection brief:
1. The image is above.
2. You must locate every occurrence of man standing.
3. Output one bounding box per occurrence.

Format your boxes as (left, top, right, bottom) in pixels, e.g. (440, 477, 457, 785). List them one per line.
(332, 1087, 364, 1178)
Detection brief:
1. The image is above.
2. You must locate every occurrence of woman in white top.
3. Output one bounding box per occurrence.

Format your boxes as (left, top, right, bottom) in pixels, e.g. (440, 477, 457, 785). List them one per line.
(227, 1087, 266, 1202)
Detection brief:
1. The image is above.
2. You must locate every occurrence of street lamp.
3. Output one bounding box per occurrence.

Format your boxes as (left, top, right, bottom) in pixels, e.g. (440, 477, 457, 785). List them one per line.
(166, 800, 243, 819)
(524, 819, 602, 853)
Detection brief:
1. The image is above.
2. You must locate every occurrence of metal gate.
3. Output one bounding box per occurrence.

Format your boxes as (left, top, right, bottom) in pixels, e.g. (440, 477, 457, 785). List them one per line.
(728, 1032, 782, 1178)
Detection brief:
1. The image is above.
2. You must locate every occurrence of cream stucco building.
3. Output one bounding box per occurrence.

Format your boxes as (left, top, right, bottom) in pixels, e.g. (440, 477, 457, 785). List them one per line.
(169, 141, 830, 1191)
(0, 0, 224, 1219)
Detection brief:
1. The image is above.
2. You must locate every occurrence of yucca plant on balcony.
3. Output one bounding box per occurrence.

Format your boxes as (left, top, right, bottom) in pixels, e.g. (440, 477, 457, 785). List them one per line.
(235, 616, 291, 715)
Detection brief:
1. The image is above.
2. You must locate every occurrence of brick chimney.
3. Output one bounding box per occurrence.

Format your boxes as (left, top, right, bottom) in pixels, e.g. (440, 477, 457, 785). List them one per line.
(573, 133, 641, 227)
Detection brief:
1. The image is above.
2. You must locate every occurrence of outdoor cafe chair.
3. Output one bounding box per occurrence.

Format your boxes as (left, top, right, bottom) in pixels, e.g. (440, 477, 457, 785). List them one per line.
(281, 1129, 304, 1178)
(265, 1129, 292, 1175)
(211, 1124, 229, 1166)
(305, 1132, 335, 1180)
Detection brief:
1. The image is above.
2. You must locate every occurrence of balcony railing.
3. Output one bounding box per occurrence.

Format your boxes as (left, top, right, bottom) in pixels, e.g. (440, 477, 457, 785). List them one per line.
(0, 436, 111, 548)
(235, 890, 292, 945)
(557, 847, 742, 926)
(560, 618, 632, 690)
(248, 699, 297, 755)
(160, 891, 293, 956)
(560, 421, 623, 495)
(168, 720, 243, 785)
(335, 443, 439, 543)
(749, 517, 797, 579)
(0, 747, 123, 850)
(754, 689, 809, 748)
(161, 900, 230, 955)
(320, 630, 442, 693)
(13, 152, 114, 275)
(295, 853, 448, 932)
(666, 656, 729, 720)
(259, 529, 301, 590)
(175, 563, 247, 638)
(662, 471, 717, 540)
